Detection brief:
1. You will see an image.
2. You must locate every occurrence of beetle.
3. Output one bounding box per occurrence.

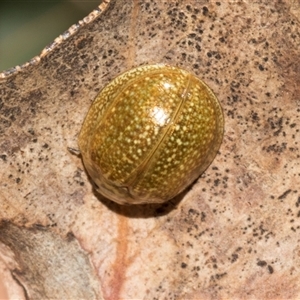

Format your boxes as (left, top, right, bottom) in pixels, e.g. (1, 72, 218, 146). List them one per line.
(78, 64, 224, 204)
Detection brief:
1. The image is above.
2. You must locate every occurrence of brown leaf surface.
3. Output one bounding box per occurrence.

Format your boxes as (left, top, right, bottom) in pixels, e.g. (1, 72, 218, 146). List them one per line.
(0, 0, 300, 299)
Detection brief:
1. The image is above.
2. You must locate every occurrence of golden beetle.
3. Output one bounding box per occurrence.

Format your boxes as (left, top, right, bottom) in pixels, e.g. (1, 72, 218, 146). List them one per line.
(78, 64, 224, 205)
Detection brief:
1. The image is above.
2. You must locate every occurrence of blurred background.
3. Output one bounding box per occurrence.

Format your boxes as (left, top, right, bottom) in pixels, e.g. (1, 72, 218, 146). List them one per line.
(0, 0, 99, 72)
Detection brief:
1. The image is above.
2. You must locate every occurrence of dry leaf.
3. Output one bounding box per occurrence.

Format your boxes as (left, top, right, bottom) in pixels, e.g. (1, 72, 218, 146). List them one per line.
(0, 0, 300, 299)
